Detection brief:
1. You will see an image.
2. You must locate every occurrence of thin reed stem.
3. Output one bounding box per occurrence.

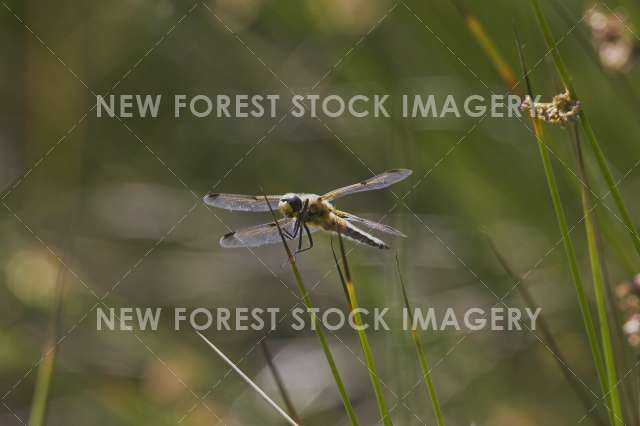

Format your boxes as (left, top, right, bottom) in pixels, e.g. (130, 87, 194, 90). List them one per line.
(264, 196, 359, 426)
(260, 341, 302, 424)
(28, 270, 65, 426)
(533, 100, 613, 425)
(529, 0, 640, 262)
(597, 227, 638, 426)
(450, 0, 517, 89)
(572, 125, 624, 426)
(196, 332, 300, 426)
(332, 233, 392, 426)
(514, 37, 611, 420)
(394, 254, 445, 426)
(485, 236, 607, 426)
(331, 240, 353, 311)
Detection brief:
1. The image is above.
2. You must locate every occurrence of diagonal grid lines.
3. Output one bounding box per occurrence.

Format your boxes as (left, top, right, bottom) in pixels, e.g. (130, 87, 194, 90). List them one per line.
(378, 1, 640, 423)
(1, 1, 403, 424)
(2, 1, 639, 425)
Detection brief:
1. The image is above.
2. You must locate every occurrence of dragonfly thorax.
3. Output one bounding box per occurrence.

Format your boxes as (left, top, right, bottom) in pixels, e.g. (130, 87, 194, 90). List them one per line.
(204, 169, 412, 250)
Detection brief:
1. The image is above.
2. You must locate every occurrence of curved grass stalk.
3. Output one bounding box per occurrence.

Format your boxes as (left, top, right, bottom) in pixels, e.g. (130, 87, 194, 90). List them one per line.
(393, 255, 445, 426)
(529, 0, 640, 262)
(332, 235, 392, 426)
(196, 332, 300, 426)
(532, 118, 610, 408)
(260, 341, 302, 424)
(572, 126, 624, 426)
(28, 341, 57, 426)
(264, 197, 359, 426)
(28, 271, 65, 426)
(453, 0, 639, 269)
(514, 35, 612, 423)
(528, 2, 631, 422)
(580, 118, 640, 260)
(486, 235, 607, 426)
(455, 3, 633, 422)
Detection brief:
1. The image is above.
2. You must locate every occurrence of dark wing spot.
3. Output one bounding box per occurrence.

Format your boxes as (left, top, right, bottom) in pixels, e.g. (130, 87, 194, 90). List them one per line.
(204, 193, 220, 201)
(222, 231, 236, 239)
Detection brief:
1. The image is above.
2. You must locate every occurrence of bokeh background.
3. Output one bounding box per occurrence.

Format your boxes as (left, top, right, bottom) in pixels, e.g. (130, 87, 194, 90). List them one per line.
(2, 0, 640, 425)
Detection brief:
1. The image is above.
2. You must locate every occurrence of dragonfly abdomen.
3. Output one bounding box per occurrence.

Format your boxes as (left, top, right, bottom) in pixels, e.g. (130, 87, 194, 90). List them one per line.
(329, 216, 389, 249)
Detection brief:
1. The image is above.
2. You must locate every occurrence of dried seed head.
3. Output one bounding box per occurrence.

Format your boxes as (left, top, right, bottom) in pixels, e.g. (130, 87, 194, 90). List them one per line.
(520, 91, 581, 124)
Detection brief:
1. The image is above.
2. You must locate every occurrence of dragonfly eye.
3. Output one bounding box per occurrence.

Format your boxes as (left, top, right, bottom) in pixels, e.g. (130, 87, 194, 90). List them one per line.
(280, 194, 302, 212)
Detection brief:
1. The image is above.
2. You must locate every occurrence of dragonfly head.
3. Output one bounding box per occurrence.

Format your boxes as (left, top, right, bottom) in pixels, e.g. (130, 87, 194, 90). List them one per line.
(278, 193, 303, 216)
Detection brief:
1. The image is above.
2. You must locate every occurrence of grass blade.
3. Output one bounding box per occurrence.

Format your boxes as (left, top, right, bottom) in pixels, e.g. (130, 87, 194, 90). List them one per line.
(529, 0, 640, 261)
(580, 117, 640, 260)
(393, 254, 445, 426)
(196, 331, 300, 426)
(450, 0, 518, 90)
(332, 232, 393, 426)
(28, 347, 56, 426)
(260, 341, 302, 424)
(263, 196, 359, 426)
(332, 233, 392, 426)
(28, 272, 65, 426)
(572, 124, 624, 425)
(485, 235, 607, 426)
(330, 240, 353, 311)
(514, 34, 611, 419)
(533, 118, 614, 422)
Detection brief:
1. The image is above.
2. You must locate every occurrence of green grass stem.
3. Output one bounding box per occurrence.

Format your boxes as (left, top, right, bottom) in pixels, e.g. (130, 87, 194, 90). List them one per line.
(28, 271, 65, 426)
(515, 34, 611, 422)
(529, 0, 640, 262)
(264, 197, 359, 426)
(572, 125, 624, 426)
(332, 234, 392, 426)
(486, 235, 607, 426)
(393, 254, 445, 426)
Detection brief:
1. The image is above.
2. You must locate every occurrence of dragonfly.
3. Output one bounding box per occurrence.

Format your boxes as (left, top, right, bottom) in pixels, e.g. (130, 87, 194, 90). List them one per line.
(203, 169, 412, 253)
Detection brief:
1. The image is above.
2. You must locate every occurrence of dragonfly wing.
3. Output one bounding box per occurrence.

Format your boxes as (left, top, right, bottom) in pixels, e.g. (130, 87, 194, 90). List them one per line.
(336, 210, 407, 237)
(220, 219, 319, 248)
(220, 219, 294, 248)
(204, 193, 282, 212)
(322, 169, 412, 201)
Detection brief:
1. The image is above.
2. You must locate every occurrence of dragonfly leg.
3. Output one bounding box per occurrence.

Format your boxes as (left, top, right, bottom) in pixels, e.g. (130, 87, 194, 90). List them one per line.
(294, 223, 314, 254)
(285, 199, 308, 240)
(297, 200, 310, 243)
(283, 218, 300, 240)
(297, 222, 304, 250)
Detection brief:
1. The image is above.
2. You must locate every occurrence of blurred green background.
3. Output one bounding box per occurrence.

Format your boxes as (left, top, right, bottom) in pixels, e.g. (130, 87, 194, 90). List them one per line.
(2, 0, 640, 425)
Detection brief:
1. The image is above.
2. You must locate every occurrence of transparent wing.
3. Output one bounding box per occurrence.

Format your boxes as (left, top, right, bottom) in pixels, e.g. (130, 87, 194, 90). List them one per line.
(220, 219, 319, 248)
(336, 210, 407, 237)
(322, 169, 412, 201)
(203, 193, 281, 212)
(220, 219, 294, 248)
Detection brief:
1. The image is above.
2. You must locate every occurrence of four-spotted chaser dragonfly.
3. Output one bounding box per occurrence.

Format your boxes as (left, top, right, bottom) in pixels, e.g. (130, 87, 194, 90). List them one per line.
(203, 169, 412, 252)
